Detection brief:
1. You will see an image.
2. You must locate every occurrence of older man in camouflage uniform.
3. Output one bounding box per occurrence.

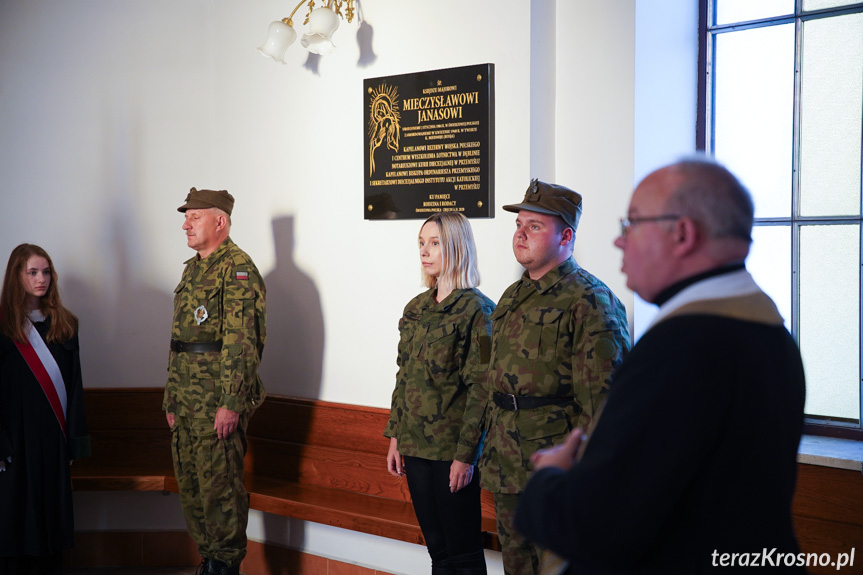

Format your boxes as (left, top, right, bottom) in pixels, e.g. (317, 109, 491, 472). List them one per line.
(481, 180, 630, 575)
(163, 188, 266, 575)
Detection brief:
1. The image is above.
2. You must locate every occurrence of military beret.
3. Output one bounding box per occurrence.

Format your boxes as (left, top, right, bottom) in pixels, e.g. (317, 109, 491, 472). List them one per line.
(177, 187, 235, 216)
(503, 179, 583, 232)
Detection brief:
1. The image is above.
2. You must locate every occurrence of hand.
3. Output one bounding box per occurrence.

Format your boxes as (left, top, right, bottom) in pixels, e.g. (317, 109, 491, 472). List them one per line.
(165, 412, 175, 428)
(214, 407, 240, 440)
(386, 437, 404, 477)
(0, 456, 12, 472)
(531, 428, 588, 472)
(449, 460, 474, 493)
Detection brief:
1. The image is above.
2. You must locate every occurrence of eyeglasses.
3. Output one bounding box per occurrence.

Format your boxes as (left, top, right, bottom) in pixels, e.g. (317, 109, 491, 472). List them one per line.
(619, 215, 681, 238)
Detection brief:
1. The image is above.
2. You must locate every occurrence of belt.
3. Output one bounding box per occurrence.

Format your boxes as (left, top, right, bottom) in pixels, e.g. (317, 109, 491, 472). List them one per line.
(170, 339, 223, 353)
(492, 391, 579, 412)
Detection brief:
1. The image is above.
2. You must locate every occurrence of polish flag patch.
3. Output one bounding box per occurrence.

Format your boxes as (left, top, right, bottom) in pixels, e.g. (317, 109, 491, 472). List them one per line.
(236, 271, 249, 280)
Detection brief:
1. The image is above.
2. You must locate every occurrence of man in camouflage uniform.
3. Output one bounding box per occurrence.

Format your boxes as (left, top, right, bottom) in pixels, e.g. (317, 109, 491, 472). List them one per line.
(480, 180, 630, 575)
(163, 188, 266, 575)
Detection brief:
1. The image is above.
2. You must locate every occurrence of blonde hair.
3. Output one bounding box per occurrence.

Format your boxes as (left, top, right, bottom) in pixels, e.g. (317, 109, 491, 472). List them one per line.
(419, 212, 481, 290)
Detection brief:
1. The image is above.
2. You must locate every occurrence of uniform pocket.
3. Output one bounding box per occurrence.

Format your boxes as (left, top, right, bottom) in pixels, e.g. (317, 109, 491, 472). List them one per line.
(523, 307, 564, 361)
(173, 280, 186, 316)
(397, 313, 419, 367)
(204, 286, 222, 322)
(425, 322, 456, 343)
(423, 322, 458, 374)
(184, 286, 221, 331)
(490, 300, 512, 322)
(398, 314, 418, 345)
(519, 408, 570, 441)
(221, 344, 244, 396)
(519, 409, 571, 466)
(225, 294, 251, 330)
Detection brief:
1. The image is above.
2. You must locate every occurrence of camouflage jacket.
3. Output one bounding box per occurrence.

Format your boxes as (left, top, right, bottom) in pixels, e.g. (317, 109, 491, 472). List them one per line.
(479, 257, 630, 493)
(163, 238, 267, 418)
(384, 288, 494, 465)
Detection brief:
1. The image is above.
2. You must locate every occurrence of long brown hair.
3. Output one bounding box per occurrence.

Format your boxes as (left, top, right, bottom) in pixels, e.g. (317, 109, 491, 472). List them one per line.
(0, 244, 78, 343)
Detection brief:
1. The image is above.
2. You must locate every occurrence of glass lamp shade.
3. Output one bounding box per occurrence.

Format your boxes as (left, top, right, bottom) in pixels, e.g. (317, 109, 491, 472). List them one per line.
(300, 7, 340, 55)
(257, 19, 297, 63)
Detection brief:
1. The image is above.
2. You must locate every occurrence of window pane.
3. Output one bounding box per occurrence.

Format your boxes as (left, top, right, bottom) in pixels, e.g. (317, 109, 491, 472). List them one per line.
(713, 24, 794, 218)
(715, 0, 793, 25)
(799, 224, 861, 423)
(804, 0, 861, 11)
(747, 225, 792, 330)
(799, 13, 863, 217)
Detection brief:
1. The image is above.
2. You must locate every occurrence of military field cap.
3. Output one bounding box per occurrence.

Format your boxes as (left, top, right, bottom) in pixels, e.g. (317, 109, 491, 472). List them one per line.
(177, 187, 235, 216)
(503, 178, 583, 231)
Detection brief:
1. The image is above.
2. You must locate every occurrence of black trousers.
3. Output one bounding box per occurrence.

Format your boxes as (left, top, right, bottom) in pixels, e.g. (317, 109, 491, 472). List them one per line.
(0, 554, 63, 575)
(404, 455, 486, 573)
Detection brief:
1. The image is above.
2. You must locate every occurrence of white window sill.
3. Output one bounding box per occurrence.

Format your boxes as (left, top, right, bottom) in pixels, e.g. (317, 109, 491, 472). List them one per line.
(797, 435, 863, 472)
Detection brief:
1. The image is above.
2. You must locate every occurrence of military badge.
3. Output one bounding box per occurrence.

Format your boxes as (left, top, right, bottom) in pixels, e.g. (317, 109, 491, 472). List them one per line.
(194, 305, 209, 325)
(236, 271, 249, 280)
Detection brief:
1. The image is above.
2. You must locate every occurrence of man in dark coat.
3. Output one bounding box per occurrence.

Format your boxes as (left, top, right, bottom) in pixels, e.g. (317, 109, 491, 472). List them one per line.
(515, 158, 806, 574)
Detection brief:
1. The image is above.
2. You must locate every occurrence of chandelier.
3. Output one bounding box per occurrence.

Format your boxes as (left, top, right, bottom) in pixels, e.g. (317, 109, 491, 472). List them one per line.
(257, 0, 356, 63)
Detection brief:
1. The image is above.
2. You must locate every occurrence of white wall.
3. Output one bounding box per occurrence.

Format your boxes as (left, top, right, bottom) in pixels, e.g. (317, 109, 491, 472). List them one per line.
(556, 1, 635, 303)
(205, 0, 535, 406)
(0, 0, 215, 385)
(631, 0, 699, 337)
(0, 0, 532, 407)
(0, 0, 702, 572)
(0, 0, 640, 406)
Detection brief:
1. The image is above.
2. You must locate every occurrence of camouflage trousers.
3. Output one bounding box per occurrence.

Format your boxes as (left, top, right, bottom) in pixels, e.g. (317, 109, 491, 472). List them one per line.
(493, 492, 540, 575)
(171, 413, 250, 568)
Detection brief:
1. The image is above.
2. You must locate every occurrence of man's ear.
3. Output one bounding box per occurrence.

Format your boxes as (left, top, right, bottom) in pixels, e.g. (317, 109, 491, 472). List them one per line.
(560, 226, 574, 247)
(215, 214, 228, 232)
(670, 217, 699, 257)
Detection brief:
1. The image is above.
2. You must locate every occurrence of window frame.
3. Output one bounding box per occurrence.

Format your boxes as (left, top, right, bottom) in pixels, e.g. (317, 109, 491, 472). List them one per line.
(697, 0, 863, 440)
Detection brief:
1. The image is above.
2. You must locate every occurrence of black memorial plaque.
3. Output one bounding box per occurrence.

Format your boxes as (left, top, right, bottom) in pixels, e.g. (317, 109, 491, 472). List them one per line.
(364, 63, 495, 220)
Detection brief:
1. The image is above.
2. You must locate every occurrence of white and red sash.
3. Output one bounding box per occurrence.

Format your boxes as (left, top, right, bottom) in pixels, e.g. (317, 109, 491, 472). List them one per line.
(13, 316, 68, 437)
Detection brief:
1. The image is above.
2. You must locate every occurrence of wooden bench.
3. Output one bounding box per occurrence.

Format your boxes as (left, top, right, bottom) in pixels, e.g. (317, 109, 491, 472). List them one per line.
(71, 388, 500, 551)
(74, 388, 863, 575)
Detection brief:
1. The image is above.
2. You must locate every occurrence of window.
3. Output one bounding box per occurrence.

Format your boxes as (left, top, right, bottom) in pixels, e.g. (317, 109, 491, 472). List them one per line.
(699, 0, 863, 438)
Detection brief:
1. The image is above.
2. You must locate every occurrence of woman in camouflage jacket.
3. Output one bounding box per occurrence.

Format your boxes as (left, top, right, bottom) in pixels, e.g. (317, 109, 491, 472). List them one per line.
(385, 212, 494, 575)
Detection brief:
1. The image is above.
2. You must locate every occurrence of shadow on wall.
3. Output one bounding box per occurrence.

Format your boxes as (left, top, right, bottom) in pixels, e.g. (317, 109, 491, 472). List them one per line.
(259, 215, 325, 400)
(302, 1, 377, 74)
(63, 230, 173, 390)
(356, 20, 376, 67)
(57, 211, 325, 573)
(259, 215, 325, 575)
(356, 0, 377, 67)
(63, 215, 325, 574)
(64, 215, 325, 398)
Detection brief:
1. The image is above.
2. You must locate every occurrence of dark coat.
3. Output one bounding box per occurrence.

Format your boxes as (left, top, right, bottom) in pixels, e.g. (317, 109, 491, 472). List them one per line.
(0, 319, 89, 557)
(516, 283, 806, 574)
